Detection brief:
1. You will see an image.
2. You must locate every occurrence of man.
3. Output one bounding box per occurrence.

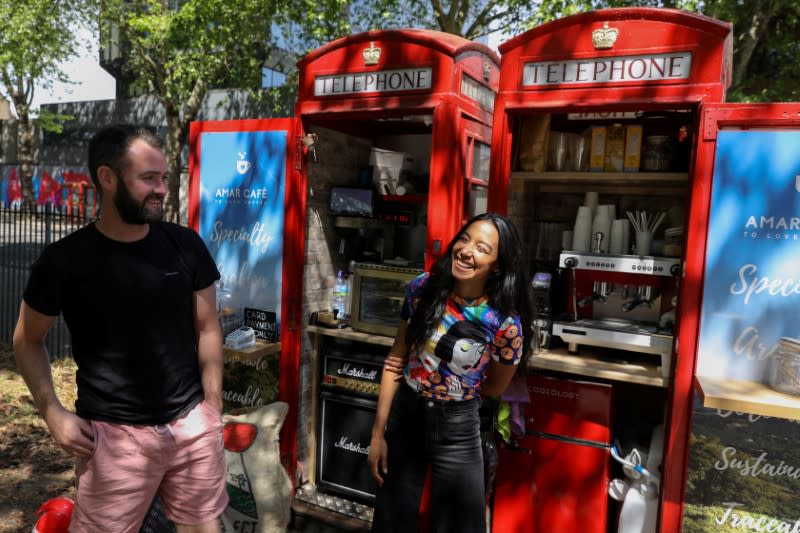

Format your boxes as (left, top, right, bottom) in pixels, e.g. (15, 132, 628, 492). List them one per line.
(13, 125, 228, 532)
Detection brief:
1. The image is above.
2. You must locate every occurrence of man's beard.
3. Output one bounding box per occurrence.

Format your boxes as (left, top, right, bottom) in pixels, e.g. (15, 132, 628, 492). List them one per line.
(113, 179, 164, 224)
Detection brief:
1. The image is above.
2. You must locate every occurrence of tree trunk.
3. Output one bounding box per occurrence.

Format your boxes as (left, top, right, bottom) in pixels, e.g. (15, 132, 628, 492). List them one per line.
(164, 110, 184, 223)
(16, 107, 37, 212)
(731, 2, 781, 91)
(161, 78, 206, 224)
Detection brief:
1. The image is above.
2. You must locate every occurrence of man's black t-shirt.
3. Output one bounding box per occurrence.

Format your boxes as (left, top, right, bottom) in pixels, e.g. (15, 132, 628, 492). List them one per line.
(23, 222, 220, 425)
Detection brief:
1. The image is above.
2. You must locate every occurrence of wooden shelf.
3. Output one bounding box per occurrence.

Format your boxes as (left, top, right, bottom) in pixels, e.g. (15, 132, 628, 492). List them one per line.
(378, 194, 427, 203)
(510, 171, 689, 195)
(529, 345, 667, 388)
(307, 325, 394, 347)
(511, 171, 688, 183)
(223, 340, 280, 361)
(695, 375, 800, 420)
(307, 328, 666, 386)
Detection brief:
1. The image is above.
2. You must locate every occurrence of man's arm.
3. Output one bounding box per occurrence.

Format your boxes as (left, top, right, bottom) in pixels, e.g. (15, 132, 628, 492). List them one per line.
(194, 283, 224, 412)
(13, 302, 94, 457)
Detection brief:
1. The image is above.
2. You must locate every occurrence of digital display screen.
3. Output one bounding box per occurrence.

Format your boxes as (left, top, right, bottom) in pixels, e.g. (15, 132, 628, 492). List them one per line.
(330, 187, 374, 217)
(532, 271, 552, 288)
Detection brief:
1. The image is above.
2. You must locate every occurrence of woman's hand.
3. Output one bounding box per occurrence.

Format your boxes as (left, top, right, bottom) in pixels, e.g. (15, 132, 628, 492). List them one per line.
(368, 434, 389, 487)
(383, 353, 406, 376)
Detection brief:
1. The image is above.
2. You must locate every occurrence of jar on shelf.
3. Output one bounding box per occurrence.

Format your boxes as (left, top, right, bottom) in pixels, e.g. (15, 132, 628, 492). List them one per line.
(766, 337, 800, 396)
(216, 281, 241, 337)
(662, 226, 683, 257)
(641, 135, 674, 171)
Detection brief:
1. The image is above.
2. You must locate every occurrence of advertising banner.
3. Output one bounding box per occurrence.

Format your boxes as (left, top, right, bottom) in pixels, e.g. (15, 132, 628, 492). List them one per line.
(683, 398, 800, 532)
(196, 130, 287, 414)
(697, 130, 800, 381)
(196, 130, 287, 335)
(685, 129, 800, 530)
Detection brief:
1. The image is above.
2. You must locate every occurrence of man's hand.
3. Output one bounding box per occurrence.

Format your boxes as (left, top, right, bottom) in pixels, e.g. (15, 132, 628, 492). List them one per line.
(44, 406, 94, 458)
(368, 434, 389, 487)
(205, 395, 223, 413)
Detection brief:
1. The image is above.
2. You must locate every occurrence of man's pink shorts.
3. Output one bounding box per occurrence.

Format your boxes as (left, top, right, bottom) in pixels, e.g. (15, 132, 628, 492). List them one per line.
(69, 400, 229, 532)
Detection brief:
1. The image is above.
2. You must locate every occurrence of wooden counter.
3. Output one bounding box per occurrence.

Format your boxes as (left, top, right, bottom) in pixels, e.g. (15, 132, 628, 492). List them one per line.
(306, 325, 394, 347)
(695, 375, 800, 420)
(530, 345, 667, 388)
(223, 340, 281, 360)
(306, 326, 668, 387)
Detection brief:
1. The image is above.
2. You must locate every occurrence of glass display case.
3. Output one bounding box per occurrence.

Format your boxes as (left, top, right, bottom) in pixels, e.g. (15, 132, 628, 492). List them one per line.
(349, 263, 423, 337)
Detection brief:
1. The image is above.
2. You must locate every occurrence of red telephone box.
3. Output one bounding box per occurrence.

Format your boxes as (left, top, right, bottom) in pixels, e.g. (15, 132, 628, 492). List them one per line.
(488, 8, 736, 532)
(189, 29, 499, 495)
(297, 29, 499, 265)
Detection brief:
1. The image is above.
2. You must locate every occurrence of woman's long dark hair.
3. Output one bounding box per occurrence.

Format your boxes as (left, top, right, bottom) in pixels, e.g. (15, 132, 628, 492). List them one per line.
(405, 213, 535, 365)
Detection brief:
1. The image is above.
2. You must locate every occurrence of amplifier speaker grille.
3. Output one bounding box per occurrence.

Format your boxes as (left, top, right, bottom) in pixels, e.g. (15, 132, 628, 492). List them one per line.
(317, 392, 378, 503)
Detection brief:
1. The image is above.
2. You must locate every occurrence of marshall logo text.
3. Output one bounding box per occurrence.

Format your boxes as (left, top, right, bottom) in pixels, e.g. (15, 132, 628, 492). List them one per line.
(337, 362, 379, 381)
(334, 436, 370, 455)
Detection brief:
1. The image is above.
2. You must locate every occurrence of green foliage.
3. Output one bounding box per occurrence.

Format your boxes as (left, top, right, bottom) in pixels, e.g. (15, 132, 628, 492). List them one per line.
(101, 0, 288, 218)
(346, 0, 795, 104)
(0, 0, 96, 98)
(277, 0, 352, 51)
(103, 0, 274, 110)
(703, 0, 800, 102)
(0, 0, 94, 131)
(0, 0, 94, 207)
(347, 0, 539, 39)
(35, 109, 74, 134)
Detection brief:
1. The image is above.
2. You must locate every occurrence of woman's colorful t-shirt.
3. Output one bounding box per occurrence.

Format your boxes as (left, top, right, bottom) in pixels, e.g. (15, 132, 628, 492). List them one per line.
(401, 273, 524, 401)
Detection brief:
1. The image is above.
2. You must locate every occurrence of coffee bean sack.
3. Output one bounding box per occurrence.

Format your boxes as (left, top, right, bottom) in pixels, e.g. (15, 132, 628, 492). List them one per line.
(221, 401, 292, 533)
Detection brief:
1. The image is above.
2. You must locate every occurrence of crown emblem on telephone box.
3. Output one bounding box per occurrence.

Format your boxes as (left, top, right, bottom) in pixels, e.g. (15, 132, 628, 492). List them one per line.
(592, 22, 619, 50)
(363, 42, 381, 66)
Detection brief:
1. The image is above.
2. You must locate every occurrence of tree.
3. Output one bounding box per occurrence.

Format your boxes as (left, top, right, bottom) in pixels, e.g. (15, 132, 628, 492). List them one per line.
(101, 0, 280, 221)
(375, 0, 798, 102)
(701, 0, 800, 102)
(0, 0, 96, 210)
(527, 0, 799, 102)
(347, 0, 536, 40)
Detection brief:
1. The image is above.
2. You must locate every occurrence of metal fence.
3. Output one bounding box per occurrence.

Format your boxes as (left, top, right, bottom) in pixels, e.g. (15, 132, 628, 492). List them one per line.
(0, 204, 94, 358)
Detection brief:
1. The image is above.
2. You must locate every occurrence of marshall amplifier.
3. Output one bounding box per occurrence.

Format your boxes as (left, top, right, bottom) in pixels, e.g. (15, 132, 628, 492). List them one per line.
(316, 392, 378, 503)
(321, 349, 384, 397)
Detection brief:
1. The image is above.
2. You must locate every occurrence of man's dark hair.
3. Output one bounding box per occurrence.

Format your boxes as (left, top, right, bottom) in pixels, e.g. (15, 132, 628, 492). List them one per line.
(87, 125, 164, 190)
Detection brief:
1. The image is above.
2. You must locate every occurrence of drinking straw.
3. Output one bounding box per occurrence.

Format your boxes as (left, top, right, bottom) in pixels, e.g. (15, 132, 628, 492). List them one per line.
(650, 211, 666, 233)
(627, 210, 667, 234)
(626, 210, 641, 233)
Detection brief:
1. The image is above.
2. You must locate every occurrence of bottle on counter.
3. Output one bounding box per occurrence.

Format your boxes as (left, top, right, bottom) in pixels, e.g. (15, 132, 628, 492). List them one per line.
(333, 270, 348, 319)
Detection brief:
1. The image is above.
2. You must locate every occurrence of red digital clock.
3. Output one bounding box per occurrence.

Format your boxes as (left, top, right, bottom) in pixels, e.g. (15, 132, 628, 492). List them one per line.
(377, 212, 411, 225)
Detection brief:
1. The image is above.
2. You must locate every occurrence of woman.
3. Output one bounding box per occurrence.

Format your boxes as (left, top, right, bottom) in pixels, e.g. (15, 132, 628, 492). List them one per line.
(368, 213, 534, 533)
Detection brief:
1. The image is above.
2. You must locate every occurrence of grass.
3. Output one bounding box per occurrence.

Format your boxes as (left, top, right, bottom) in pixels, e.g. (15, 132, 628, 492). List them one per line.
(0, 345, 77, 533)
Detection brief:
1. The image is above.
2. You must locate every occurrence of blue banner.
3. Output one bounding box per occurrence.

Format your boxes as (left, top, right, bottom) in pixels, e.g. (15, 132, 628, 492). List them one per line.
(698, 130, 800, 380)
(197, 130, 287, 334)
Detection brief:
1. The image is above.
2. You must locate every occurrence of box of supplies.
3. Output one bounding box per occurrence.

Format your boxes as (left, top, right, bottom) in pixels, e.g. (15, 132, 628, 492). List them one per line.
(370, 147, 415, 195)
(589, 126, 607, 172)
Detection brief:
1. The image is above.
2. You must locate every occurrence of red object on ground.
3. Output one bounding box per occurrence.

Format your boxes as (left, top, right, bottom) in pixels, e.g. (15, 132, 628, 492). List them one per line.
(32, 497, 74, 533)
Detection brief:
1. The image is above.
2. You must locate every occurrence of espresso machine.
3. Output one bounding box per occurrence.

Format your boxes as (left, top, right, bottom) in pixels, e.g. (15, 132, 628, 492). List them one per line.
(552, 246, 680, 378)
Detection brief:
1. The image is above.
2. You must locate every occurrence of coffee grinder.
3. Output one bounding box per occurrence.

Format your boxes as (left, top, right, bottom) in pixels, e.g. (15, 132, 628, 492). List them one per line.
(531, 269, 568, 351)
